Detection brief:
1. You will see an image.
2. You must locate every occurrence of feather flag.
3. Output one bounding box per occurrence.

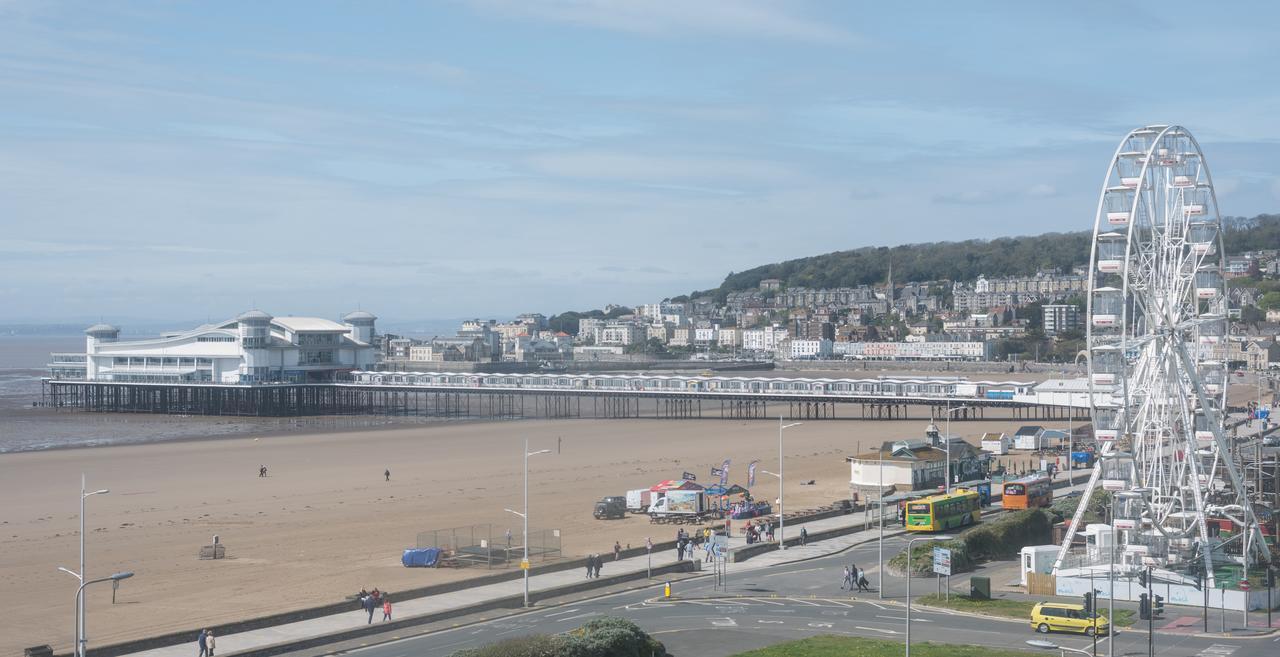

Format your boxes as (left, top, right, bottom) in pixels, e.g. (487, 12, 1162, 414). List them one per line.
(748, 460, 759, 488)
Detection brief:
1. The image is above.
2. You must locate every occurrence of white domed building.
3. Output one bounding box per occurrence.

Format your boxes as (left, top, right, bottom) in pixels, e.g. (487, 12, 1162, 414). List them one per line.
(51, 310, 379, 383)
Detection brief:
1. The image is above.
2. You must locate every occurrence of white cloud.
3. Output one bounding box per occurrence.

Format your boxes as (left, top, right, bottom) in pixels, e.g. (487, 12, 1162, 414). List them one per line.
(526, 151, 799, 185)
(464, 0, 858, 45)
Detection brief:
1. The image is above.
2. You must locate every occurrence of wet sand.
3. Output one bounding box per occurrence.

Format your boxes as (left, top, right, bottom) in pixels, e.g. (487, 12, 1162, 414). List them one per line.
(0, 412, 1040, 654)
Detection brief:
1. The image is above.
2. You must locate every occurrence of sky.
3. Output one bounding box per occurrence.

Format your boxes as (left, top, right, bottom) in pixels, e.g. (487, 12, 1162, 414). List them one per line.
(3, 1, 1280, 325)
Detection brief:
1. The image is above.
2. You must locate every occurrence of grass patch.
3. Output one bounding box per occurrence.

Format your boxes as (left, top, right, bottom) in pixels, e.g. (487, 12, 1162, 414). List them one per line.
(915, 594, 1135, 627)
(730, 635, 1040, 657)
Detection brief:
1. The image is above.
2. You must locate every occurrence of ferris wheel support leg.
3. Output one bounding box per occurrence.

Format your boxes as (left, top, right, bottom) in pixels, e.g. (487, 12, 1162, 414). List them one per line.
(1052, 456, 1107, 574)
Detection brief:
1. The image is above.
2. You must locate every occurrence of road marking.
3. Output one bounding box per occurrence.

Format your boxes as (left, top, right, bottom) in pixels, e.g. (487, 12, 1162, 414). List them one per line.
(865, 602, 888, 610)
(1197, 646, 1238, 657)
(821, 610, 850, 617)
(748, 598, 787, 606)
(710, 617, 738, 627)
(876, 615, 931, 622)
(808, 622, 834, 628)
(556, 612, 600, 622)
(544, 608, 581, 617)
(856, 625, 900, 635)
(757, 619, 785, 624)
(789, 599, 824, 606)
(819, 599, 854, 607)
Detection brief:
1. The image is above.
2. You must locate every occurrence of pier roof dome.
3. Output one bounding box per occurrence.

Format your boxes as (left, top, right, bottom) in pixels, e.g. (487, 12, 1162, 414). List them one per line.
(342, 310, 377, 322)
(84, 323, 119, 335)
(237, 309, 274, 322)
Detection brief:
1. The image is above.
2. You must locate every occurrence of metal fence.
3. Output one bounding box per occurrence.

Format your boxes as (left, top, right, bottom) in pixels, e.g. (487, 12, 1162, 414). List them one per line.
(416, 524, 562, 568)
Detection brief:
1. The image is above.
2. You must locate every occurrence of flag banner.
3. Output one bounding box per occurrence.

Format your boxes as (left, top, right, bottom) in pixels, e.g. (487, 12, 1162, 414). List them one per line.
(748, 460, 759, 488)
(682, 471, 697, 481)
(720, 459, 731, 485)
(710, 467, 724, 478)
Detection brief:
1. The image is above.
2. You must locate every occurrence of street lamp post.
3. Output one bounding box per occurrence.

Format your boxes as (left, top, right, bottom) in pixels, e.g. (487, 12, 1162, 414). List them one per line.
(878, 450, 885, 600)
(943, 405, 971, 494)
(506, 438, 550, 608)
(59, 569, 132, 657)
(906, 535, 953, 657)
(774, 418, 802, 549)
(73, 475, 109, 657)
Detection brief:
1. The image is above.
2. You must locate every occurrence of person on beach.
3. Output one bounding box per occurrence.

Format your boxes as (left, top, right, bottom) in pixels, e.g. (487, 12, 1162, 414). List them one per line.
(197, 629, 208, 657)
(258, 465, 267, 478)
(382, 597, 392, 621)
(205, 630, 215, 657)
(385, 469, 391, 482)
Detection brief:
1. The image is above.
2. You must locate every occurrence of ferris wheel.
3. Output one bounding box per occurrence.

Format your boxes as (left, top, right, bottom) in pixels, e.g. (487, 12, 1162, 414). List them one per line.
(1054, 125, 1268, 579)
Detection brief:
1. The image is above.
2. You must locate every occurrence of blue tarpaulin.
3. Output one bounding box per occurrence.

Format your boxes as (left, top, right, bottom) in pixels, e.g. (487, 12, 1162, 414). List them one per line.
(402, 547, 441, 568)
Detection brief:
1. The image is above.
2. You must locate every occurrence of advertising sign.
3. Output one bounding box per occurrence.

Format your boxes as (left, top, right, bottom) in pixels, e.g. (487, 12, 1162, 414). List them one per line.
(932, 546, 952, 576)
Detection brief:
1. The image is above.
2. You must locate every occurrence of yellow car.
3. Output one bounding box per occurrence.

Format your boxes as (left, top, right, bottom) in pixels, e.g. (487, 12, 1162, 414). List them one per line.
(1030, 602, 1110, 636)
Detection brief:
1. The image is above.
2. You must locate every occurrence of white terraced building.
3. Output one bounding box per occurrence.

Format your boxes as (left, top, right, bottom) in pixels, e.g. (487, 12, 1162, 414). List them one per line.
(49, 310, 379, 384)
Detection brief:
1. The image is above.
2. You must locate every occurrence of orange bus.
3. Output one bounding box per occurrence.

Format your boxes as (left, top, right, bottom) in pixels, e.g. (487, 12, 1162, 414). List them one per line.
(1002, 475, 1052, 509)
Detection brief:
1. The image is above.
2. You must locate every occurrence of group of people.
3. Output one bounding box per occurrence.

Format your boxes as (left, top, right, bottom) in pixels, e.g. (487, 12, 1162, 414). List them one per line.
(584, 553, 606, 578)
(357, 588, 392, 624)
(195, 628, 215, 657)
(841, 561, 871, 592)
(743, 519, 774, 545)
(674, 527, 712, 561)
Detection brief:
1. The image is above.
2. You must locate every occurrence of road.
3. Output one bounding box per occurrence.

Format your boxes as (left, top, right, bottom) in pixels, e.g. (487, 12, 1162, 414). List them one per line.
(305, 533, 1276, 657)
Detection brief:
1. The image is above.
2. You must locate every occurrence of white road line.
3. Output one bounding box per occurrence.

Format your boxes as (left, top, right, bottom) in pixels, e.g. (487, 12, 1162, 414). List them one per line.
(789, 599, 824, 606)
(864, 602, 888, 610)
(544, 608, 581, 617)
(555, 612, 600, 622)
(856, 625, 900, 634)
(819, 599, 854, 607)
(876, 615, 931, 622)
(748, 598, 787, 606)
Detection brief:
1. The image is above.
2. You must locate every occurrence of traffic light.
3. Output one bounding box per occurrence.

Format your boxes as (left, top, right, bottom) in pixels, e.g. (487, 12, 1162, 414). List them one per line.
(1189, 560, 1204, 592)
(1138, 569, 1149, 588)
(1153, 594, 1165, 617)
(1268, 568, 1277, 589)
(1083, 592, 1094, 615)
(1139, 593, 1150, 620)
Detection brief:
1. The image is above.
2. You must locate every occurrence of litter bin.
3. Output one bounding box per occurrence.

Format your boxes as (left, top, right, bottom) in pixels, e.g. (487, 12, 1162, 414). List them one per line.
(970, 576, 991, 600)
(25, 646, 53, 657)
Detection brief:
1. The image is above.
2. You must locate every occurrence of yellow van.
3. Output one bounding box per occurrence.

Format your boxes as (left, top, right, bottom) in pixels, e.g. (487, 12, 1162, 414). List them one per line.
(1030, 602, 1110, 636)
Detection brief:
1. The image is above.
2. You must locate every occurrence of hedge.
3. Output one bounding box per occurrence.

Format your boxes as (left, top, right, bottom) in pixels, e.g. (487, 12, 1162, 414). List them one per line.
(890, 509, 1053, 576)
(451, 617, 666, 657)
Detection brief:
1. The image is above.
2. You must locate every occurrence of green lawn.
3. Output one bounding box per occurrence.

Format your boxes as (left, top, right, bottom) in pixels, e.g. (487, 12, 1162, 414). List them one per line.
(730, 635, 1040, 657)
(916, 594, 1135, 627)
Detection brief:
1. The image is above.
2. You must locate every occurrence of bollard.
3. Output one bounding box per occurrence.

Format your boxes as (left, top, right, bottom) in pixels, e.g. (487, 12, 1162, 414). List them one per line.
(664, 581, 671, 598)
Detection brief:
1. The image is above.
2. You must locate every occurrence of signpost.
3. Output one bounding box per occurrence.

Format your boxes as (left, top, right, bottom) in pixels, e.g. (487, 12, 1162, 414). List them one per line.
(933, 546, 952, 600)
(646, 537, 653, 579)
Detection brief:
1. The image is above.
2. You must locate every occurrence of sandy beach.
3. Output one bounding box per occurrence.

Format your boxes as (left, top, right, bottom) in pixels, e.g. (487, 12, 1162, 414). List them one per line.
(0, 411, 1053, 655)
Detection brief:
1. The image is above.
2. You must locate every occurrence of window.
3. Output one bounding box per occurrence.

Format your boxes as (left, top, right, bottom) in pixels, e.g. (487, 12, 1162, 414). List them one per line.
(907, 503, 930, 514)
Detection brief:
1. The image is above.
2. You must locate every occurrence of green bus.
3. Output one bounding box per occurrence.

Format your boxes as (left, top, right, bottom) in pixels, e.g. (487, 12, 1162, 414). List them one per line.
(905, 489, 981, 532)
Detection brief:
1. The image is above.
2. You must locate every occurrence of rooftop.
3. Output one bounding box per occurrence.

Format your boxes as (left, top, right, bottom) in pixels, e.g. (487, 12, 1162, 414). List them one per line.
(272, 317, 350, 332)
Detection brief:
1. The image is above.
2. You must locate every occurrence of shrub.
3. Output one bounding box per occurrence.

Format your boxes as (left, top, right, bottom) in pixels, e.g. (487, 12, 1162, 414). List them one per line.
(889, 509, 1053, 575)
(451, 617, 665, 657)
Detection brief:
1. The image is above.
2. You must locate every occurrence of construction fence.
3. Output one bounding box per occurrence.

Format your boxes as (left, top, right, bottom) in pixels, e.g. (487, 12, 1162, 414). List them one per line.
(416, 523, 562, 568)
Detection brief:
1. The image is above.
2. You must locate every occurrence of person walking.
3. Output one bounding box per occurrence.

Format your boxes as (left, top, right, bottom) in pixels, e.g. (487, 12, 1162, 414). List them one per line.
(382, 597, 392, 621)
(800, 527, 808, 546)
(594, 553, 604, 578)
(857, 567, 870, 592)
(585, 554, 594, 579)
(384, 468, 391, 482)
(197, 629, 208, 657)
(676, 539, 685, 561)
(205, 630, 215, 657)
(363, 593, 376, 624)
(841, 565, 853, 590)
(614, 540, 622, 561)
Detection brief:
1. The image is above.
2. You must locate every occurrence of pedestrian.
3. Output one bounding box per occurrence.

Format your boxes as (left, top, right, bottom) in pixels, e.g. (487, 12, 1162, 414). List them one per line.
(506, 528, 513, 548)
(363, 593, 376, 624)
(197, 629, 208, 657)
(800, 527, 808, 546)
(858, 568, 870, 592)
(585, 554, 594, 579)
(384, 468, 391, 481)
(205, 630, 215, 657)
(258, 465, 266, 478)
(594, 554, 603, 578)
(676, 540, 685, 561)
(614, 540, 622, 561)
(841, 565, 852, 590)
(382, 597, 392, 621)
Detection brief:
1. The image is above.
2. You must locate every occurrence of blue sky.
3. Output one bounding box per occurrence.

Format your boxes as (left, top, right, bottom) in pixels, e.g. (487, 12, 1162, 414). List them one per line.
(3, 1, 1279, 324)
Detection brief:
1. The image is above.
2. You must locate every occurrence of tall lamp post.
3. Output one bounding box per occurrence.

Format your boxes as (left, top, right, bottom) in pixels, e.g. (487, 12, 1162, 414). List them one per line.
(505, 437, 550, 608)
(906, 535, 953, 657)
(943, 406, 972, 493)
(70, 476, 109, 657)
(58, 568, 132, 657)
(771, 418, 802, 549)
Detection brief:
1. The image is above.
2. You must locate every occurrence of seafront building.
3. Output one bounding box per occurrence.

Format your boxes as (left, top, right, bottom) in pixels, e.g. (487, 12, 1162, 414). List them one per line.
(48, 310, 378, 383)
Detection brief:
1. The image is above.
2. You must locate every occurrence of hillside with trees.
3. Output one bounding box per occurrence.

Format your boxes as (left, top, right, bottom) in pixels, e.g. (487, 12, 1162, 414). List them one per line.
(690, 214, 1280, 302)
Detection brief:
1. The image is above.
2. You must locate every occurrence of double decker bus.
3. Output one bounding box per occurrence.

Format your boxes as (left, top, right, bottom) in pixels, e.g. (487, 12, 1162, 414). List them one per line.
(905, 489, 981, 532)
(1001, 475, 1053, 510)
